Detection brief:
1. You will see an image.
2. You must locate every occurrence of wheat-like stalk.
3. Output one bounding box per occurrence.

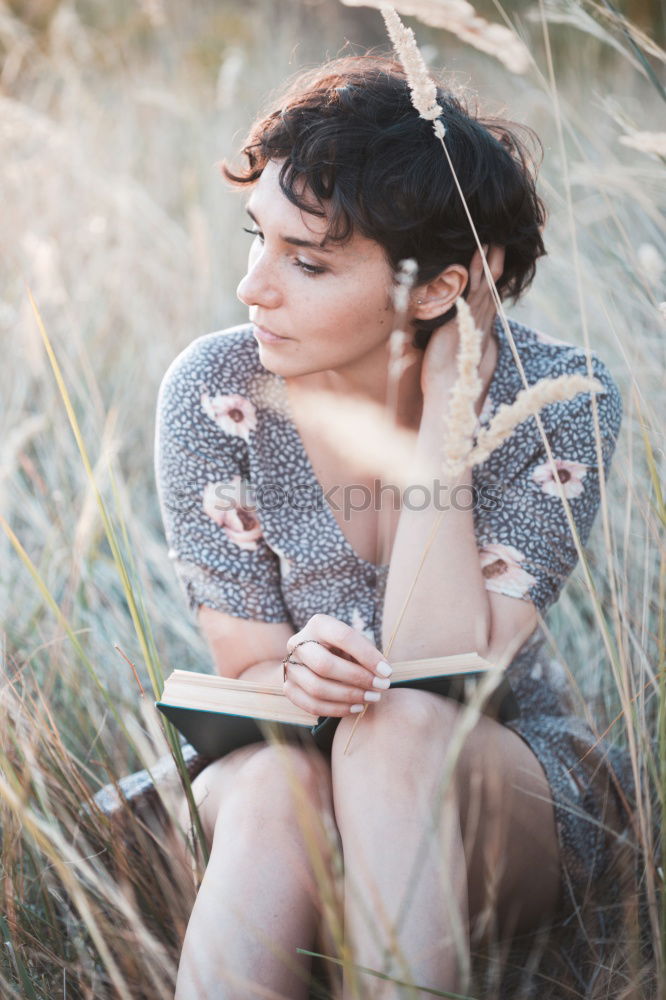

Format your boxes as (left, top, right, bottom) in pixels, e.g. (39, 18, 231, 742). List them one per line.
(469, 373, 605, 464)
(442, 372, 605, 478)
(380, 6, 446, 139)
(440, 296, 484, 475)
(388, 257, 419, 382)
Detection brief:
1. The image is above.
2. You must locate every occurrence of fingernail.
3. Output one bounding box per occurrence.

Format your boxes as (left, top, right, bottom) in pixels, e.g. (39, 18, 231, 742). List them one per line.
(376, 661, 392, 677)
(364, 690, 381, 702)
(350, 704, 365, 713)
(372, 676, 390, 689)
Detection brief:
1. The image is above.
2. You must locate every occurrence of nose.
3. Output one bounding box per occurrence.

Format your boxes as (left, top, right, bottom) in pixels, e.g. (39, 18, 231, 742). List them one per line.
(236, 244, 282, 309)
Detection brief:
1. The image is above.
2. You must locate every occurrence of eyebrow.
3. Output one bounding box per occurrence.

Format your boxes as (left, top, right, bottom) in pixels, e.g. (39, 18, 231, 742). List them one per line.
(245, 205, 335, 253)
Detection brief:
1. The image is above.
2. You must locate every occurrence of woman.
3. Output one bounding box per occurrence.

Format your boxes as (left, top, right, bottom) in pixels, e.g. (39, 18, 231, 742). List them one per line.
(155, 55, 635, 1000)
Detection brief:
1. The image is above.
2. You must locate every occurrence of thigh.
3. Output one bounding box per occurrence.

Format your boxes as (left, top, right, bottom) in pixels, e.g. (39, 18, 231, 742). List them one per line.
(331, 688, 560, 937)
(453, 711, 561, 939)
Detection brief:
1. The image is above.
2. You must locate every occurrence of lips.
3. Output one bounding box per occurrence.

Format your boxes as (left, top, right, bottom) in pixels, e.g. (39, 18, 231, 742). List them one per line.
(257, 324, 286, 338)
(252, 323, 290, 343)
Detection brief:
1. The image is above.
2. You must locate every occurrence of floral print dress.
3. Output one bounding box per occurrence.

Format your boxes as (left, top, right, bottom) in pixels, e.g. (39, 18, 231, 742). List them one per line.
(155, 315, 635, 924)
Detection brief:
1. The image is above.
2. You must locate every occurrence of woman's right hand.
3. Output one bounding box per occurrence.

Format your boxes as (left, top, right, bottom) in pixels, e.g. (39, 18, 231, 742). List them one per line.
(283, 614, 393, 718)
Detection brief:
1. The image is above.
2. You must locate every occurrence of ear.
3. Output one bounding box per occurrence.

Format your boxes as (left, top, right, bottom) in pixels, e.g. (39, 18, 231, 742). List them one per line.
(411, 263, 469, 322)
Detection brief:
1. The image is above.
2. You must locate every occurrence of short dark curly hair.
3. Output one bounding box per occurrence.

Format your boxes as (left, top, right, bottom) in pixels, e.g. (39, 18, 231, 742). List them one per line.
(221, 53, 547, 349)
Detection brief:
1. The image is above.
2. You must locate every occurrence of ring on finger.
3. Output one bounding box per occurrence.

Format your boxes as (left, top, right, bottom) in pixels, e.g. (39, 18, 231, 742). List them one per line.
(282, 639, 325, 684)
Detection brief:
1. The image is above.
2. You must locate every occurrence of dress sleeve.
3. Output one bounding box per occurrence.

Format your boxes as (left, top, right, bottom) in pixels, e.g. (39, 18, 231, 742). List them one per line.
(475, 359, 623, 614)
(154, 336, 292, 624)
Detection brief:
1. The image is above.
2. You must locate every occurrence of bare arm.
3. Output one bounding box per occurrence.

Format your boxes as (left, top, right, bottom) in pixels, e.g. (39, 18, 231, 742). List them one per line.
(381, 382, 539, 664)
(381, 389, 492, 661)
(381, 246, 538, 664)
(236, 659, 285, 684)
(197, 605, 294, 680)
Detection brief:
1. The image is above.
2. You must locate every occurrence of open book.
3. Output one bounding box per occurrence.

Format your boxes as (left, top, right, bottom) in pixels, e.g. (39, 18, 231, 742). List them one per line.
(156, 652, 519, 759)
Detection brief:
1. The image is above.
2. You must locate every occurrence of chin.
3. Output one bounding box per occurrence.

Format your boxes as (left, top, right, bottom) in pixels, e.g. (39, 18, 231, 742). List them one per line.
(255, 349, 309, 378)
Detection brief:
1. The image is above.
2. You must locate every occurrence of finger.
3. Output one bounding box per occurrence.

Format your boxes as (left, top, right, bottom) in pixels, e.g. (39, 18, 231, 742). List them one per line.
(285, 657, 385, 709)
(488, 245, 505, 284)
(468, 246, 486, 295)
(284, 678, 370, 719)
(287, 614, 391, 677)
(286, 640, 384, 691)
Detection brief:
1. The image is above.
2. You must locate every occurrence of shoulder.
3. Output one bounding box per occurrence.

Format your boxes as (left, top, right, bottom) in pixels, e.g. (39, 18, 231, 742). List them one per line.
(157, 322, 261, 408)
(155, 323, 270, 455)
(502, 317, 623, 463)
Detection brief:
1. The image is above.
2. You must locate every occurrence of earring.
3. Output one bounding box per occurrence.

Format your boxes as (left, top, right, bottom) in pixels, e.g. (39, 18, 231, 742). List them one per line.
(417, 298, 423, 304)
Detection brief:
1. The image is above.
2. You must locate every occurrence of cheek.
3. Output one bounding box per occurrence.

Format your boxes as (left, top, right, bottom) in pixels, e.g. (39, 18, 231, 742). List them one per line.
(352, 263, 396, 318)
(342, 270, 391, 311)
(293, 264, 395, 335)
(355, 279, 397, 326)
(333, 285, 392, 336)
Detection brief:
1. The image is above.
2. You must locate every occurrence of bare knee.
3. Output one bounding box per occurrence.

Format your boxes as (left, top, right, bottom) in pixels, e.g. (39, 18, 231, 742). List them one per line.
(182, 743, 263, 844)
(239, 743, 333, 811)
(191, 742, 334, 846)
(331, 688, 463, 783)
(333, 686, 446, 744)
(329, 691, 468, 839)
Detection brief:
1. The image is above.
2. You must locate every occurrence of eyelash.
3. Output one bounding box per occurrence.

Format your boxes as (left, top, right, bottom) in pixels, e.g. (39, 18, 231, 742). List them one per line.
(241, 227, 326, 276)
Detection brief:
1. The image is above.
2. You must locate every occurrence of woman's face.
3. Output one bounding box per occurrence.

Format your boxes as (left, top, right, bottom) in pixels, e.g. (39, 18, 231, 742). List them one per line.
(236, 159, 404, 387)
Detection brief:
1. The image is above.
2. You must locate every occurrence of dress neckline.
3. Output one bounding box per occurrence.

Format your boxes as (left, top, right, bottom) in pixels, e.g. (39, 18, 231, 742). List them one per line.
(273, 315, 508, 574)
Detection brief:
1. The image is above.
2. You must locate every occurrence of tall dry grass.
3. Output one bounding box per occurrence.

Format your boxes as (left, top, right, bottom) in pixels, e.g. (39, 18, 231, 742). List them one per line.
(1, 0, 664, 996)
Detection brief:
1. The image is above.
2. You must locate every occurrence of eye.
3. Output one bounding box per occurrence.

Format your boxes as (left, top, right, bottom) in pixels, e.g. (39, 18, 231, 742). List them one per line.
(294, 260, 326, 276)
(241, 227, 326, 277)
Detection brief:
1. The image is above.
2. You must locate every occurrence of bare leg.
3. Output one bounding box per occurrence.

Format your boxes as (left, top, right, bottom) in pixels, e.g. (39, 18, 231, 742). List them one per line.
(330, 690, 561, 1000)
(175, 742, 341, 1000)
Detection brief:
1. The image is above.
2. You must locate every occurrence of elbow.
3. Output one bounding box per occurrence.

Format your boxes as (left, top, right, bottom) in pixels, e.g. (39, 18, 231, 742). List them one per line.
(383, 610, 492, 663)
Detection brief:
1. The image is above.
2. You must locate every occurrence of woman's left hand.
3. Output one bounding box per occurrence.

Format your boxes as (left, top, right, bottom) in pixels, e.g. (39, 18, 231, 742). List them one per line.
(420, 244, 505, 401)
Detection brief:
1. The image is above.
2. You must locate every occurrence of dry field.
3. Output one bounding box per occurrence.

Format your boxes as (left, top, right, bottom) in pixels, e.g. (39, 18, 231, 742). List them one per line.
(0, 0, 664, 996)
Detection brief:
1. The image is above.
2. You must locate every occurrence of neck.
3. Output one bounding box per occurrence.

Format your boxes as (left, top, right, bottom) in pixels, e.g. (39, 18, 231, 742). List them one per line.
(284, 320, 498, 429)
(286, 339, 425, 431)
